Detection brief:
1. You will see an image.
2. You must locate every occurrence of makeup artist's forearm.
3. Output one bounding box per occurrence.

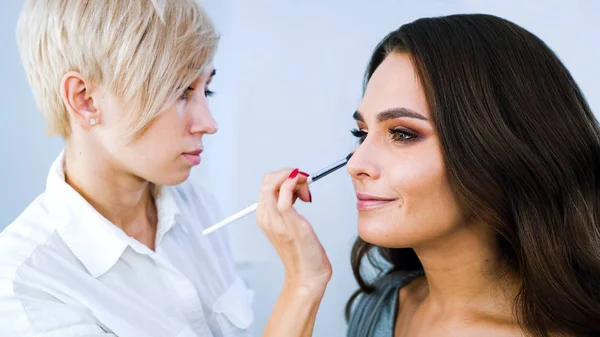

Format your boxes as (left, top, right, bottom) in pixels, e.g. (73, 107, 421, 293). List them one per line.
(262, 282, 326, 337)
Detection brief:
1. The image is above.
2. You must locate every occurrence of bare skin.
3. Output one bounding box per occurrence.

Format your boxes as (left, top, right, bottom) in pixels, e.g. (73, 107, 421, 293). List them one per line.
(257, 53, 529, 336)
(60, 66, 217, 250)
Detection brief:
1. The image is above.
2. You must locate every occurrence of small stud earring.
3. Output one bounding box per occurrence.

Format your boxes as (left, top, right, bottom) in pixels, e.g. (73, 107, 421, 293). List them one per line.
(89, 118, 96, 126)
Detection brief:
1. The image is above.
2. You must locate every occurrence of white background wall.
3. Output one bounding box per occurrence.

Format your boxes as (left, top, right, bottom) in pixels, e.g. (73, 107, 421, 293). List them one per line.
(1, 1, 599, 336)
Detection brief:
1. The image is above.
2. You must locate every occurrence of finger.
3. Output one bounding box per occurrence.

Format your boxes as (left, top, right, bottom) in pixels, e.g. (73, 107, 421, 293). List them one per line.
(256, 168, 304, 231)
(261, 169, 309, 204)
(289, 171, 311, 204)
(294, 183, 312, 203)
(257, 169, 294, 230)
(277, 169, 307, 214)
(258, 169, 310, 226)
(261, 168, 297, 194)
(258, 168, 295, 210)
(294, 171, 311, 203)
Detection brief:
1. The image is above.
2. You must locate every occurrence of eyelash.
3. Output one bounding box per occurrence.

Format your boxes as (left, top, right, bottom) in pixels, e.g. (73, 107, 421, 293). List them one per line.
(350, 128, 417, 144)
(350, 129, 367, 143)
(180, 87, 215, 100)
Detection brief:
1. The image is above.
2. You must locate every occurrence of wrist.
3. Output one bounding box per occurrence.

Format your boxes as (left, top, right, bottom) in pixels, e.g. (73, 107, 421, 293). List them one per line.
(283, 278, 329, 299)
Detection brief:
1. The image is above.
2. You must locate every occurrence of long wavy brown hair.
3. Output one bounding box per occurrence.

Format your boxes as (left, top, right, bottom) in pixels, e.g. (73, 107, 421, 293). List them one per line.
(346, 14, 600, 337)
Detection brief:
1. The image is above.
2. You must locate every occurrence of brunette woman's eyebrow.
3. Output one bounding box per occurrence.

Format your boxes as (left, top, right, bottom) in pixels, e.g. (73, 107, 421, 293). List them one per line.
(353, 107, 428, 123)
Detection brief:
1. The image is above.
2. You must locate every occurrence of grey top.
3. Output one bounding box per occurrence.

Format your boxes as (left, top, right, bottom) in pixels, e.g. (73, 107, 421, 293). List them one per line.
(347, 269, 425, 337)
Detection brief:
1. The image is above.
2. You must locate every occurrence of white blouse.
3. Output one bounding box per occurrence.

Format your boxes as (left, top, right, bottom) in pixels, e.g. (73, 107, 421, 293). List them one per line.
(0, 152, 254, 337)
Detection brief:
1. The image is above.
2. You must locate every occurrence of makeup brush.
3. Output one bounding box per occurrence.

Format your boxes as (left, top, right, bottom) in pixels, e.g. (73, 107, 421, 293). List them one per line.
(202, 153, 354, 235)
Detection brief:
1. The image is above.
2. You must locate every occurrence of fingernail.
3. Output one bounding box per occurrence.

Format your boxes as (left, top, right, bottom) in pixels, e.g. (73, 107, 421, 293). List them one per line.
(309, 191, 312, 203)
(288, 168, 299, 179)
(299, 171, 309, 177)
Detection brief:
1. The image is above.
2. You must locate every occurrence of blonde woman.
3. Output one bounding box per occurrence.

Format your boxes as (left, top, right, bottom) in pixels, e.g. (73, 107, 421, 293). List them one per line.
(0, 1, 253, 336)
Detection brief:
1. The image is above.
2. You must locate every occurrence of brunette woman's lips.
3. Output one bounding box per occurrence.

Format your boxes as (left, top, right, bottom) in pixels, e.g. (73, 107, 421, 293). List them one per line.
(356, 192, 397, 210)
(182, 148, 203, 166)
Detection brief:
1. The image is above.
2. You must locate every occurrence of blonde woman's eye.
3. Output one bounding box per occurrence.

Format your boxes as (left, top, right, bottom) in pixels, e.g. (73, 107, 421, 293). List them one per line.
(180, 87, 194, 100)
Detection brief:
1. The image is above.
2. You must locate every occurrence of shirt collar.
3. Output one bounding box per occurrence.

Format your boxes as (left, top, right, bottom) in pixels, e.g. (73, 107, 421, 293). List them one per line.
(47, 151, 182, 278)
(155, 185, 185, 244)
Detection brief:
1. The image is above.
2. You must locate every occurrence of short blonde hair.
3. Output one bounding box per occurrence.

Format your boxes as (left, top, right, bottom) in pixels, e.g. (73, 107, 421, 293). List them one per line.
(16, 0, 218, 138)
